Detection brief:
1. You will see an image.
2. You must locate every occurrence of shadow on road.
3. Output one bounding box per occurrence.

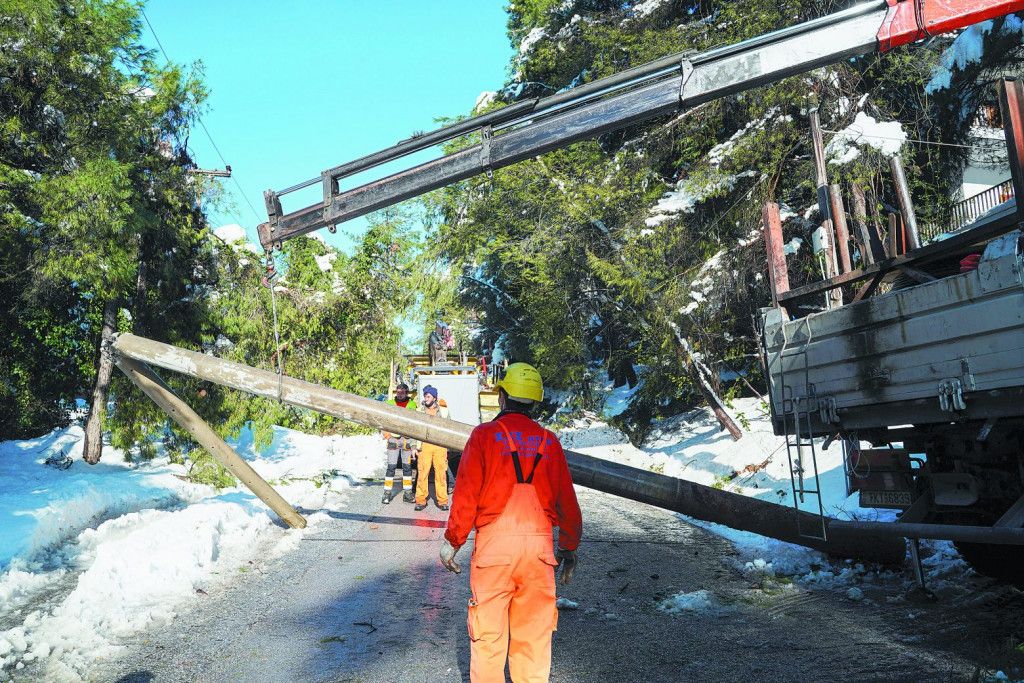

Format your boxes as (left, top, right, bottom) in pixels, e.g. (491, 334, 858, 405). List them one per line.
(300, 507, 448, 528)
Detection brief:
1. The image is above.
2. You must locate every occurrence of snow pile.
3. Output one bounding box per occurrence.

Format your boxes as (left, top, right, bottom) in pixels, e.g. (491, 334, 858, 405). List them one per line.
(925, 15, 1024, 94)
(658, 589, 727, 615)
(0, 424, 382, 680)
(825, 112, 906, 164)
(0, 499, 277, 680)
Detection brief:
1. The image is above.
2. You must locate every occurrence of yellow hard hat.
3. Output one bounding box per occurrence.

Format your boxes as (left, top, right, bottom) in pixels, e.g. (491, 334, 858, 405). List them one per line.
(497, 362, 544, 403)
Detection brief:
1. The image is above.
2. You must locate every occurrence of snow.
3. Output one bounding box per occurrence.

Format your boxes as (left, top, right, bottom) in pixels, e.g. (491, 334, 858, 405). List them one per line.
(518, 27, 547, 57)
(825, 112, 907, 164)
(0, 423, 381, 680)
(631, 0, 671, 19)
(645, 172, 755, 227)
(314, 252, 337, 272)
(213, 223, 261, 255)
(926, 16, 1024, 94)
(474, 90, 497, 113)
(600, 369, 644, 419)
(658, 589, 727, 615)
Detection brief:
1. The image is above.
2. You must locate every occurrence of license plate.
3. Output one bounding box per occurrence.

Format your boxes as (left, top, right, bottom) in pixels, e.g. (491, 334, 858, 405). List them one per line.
(860, 490, 912, 508)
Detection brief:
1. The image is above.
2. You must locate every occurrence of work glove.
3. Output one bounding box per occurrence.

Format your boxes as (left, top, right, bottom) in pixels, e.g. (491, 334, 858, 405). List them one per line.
(440, 539, 462, 574)
(554, 547, 577, 585)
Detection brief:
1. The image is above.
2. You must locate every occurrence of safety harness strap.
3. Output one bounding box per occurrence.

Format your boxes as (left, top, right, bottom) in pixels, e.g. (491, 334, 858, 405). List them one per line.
(496, 420, 546, 484)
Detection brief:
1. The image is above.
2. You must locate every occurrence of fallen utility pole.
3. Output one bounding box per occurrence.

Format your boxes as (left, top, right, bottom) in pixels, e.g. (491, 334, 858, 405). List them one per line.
(115, 355, 307, 529)
(113, 333, 905, 564)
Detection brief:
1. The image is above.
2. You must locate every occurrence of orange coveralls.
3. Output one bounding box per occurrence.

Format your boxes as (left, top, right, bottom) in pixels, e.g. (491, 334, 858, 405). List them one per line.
(445, 413, 582, 682)
(416, 403, 449, 506)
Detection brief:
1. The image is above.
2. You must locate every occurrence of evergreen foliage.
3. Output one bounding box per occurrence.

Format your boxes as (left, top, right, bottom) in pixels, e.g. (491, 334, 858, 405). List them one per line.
(438, 0, 1024, 441)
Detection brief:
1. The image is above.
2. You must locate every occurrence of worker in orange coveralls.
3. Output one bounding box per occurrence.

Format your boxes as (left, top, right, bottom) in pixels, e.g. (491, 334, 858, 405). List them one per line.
(440, 362, 582, 683)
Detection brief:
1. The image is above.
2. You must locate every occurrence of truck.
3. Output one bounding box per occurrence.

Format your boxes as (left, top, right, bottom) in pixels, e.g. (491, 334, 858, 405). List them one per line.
(759, 80, 1024, 581)
(251, 0, 1024, 579)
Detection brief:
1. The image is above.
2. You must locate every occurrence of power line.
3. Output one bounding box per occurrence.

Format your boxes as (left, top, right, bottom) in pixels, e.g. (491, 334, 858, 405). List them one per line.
(822, 130, 999, 150)
(141, 8, 264, 225)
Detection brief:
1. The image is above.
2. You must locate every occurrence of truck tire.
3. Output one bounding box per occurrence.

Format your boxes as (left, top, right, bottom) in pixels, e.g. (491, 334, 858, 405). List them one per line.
(952, 540, 1024, 587)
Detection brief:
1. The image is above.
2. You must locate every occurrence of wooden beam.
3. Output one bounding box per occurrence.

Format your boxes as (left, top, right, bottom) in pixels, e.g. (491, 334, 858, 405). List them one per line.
(810, 109, 843, 306)
(115, 356, 307, 529)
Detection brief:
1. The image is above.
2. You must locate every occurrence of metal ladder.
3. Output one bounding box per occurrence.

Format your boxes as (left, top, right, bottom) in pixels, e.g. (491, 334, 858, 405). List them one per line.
(777, 318, 828, 541)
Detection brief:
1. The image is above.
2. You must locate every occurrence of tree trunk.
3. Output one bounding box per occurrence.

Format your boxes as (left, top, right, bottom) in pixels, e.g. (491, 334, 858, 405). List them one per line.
(83, 300, 118, 465)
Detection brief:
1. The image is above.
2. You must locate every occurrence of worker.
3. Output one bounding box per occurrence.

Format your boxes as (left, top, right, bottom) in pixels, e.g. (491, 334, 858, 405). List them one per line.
(429, 320, 449, 365)
(415, 385, 450, 511)
(440, 362, 582, 683)
(382, 382, 418, 504)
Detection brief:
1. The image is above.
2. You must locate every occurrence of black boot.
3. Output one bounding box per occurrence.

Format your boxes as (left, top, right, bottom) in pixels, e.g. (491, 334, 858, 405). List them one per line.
(382, 490, 393, 505)
(403, 490, 415, 503)
(414, 503, 427, 511)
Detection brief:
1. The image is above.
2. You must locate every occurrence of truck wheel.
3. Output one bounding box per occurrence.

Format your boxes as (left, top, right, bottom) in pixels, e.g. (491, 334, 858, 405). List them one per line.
(953, 540, 1024, 587)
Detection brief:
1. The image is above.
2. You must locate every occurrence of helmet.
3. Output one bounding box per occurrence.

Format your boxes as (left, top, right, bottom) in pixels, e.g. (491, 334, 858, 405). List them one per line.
(497, 362, 544, 403)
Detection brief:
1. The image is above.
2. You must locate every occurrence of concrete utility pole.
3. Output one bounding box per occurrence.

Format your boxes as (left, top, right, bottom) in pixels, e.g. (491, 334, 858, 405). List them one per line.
(112, 333, 906, 563)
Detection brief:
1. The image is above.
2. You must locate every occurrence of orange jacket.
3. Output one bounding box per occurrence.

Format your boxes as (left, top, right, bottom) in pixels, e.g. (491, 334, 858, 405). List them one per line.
(445, 412, 582, 551)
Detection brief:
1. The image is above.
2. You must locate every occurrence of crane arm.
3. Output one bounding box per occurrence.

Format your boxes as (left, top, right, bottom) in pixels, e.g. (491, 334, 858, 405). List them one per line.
(259, 0, 1024, 250)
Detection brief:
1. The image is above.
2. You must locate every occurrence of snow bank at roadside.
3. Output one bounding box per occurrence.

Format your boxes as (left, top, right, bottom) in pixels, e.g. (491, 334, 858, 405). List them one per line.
(0, 423, 381, 681)
(559, 395, 969, 596)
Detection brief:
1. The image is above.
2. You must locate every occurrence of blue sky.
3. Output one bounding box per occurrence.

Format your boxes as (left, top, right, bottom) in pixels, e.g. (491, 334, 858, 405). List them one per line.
(140, 1, 513, 250)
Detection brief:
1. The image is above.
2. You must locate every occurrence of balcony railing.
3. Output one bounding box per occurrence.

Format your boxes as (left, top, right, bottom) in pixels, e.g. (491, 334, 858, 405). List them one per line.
(920, 179, 1015, 243)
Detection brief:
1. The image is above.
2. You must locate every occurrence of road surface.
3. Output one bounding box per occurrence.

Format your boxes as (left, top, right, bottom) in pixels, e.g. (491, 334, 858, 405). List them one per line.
(83, 483, 1024, 682)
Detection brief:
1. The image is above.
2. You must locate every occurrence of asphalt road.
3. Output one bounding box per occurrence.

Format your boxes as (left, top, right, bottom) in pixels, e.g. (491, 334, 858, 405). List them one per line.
(79, 483, 1024, 682)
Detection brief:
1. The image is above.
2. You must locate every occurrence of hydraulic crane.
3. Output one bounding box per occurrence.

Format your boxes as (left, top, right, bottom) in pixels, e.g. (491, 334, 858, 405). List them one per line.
(258, 0, 1024, 251)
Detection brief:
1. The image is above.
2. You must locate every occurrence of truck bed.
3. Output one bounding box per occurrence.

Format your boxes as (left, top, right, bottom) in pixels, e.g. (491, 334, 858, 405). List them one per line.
(762, 227, 1024, 435)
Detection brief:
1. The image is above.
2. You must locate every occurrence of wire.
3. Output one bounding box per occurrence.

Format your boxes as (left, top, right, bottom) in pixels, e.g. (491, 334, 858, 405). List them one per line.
(821, 130, 998, 150)
(141, 9, 264, 224)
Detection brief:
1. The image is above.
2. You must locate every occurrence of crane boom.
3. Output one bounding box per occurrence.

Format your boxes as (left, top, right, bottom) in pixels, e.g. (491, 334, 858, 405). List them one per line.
(258, 0, 1024, 250)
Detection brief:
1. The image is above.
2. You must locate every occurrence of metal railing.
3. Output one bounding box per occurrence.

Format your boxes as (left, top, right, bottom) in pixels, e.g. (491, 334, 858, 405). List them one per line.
(920, 178, 1015, 242)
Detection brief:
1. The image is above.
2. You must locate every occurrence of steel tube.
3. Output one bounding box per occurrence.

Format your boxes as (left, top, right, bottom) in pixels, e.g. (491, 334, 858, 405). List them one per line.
(890, 156, 921, 250)
(830, 520, 1024, 545)
(113, 333, 906, 563)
